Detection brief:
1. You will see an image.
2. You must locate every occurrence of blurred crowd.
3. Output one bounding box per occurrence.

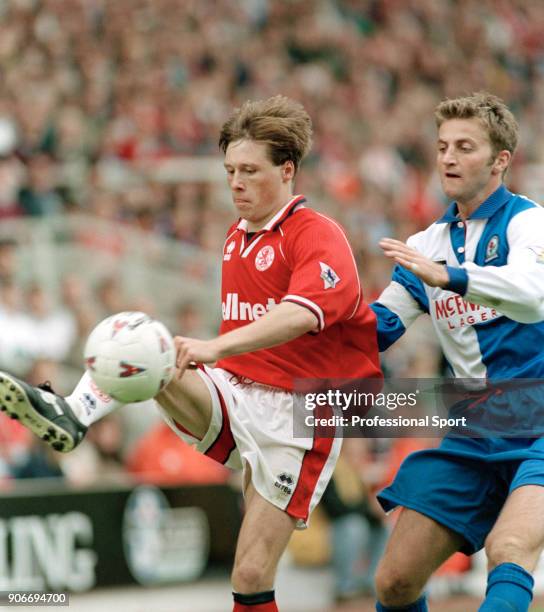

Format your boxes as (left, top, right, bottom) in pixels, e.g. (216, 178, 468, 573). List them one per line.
(1, 0, 543, 287)
(1, 0, 543, 593)
(0, 231, 222, 486)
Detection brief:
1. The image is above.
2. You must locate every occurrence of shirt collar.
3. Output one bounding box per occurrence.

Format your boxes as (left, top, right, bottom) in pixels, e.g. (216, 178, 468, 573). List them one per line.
(436, 184, 513, 223)
(236, 194, 306, 232)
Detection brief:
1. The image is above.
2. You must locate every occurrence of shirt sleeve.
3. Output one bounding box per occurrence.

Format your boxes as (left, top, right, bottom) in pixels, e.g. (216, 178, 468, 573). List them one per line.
(371, 264, 428, 351)
(462, 206, 544, 323)
(370, 301, 407, 352)
(281, 215, 362, 331)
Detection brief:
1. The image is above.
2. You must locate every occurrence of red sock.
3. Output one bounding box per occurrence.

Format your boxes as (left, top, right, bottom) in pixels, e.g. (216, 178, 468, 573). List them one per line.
(233, 602, 278, 612)
(233, 590, 278, 611)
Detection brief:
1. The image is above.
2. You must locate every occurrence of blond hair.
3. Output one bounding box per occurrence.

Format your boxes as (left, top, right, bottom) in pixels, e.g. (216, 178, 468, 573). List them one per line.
(435, 92, 519, 158)
(219, 95, 312, 173)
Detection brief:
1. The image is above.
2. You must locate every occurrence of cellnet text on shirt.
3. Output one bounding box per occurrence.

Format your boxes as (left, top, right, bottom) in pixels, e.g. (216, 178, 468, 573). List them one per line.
(222, 292, 277, 322)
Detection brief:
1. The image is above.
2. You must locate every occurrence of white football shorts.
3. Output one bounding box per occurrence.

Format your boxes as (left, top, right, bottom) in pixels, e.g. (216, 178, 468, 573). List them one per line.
(158, 366, 342, 528)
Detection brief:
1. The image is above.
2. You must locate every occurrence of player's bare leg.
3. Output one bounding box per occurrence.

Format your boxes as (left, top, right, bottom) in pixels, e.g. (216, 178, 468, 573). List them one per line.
(477, 485, 544, 611)
(231, 481, 296, 607)
(485, 485, 544, 571)
(155, 369, 212, 440)
(375, 508, 463, 608)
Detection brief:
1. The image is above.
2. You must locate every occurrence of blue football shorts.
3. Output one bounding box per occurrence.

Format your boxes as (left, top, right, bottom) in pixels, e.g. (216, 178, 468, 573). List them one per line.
(377, 435, 544, 554)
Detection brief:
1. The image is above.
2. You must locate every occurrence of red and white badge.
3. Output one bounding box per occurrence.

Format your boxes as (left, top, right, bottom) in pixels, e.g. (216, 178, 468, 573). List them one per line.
(255, 246, 275, 271)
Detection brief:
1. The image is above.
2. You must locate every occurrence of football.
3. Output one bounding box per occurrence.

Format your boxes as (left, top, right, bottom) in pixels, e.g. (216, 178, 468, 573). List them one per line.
(83, 311, 176, 403)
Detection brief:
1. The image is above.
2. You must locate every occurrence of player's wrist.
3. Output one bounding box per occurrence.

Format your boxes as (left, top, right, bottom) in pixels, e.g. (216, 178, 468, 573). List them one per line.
(444, 266, 469, 295)
(212, 336, 229, 360)
(213, 334, 241, 360)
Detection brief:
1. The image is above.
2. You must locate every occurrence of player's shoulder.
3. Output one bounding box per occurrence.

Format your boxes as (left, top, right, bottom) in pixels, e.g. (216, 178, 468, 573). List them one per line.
(507, 192, 544, 220)
(405, 222, 446, 252)
(509, 192, 542, 211)
(282, 206, 348, 237)
(505, 193, 544, 237)
(225, 220, 239, 236)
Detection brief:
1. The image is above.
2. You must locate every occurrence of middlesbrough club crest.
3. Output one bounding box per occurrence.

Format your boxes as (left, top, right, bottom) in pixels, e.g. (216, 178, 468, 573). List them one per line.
(255, 246, 275, 271)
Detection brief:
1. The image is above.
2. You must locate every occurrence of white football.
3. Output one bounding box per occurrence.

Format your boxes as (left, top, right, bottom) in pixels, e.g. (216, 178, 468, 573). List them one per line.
(83, 312, 176, 403)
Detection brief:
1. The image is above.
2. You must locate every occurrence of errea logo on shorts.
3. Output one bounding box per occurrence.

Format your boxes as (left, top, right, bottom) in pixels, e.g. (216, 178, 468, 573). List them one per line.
(274, 472, 295, 496)
(222, 292, 277, 321)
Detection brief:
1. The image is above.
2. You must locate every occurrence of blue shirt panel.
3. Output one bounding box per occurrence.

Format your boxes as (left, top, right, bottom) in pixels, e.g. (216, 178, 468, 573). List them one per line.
(370, 302, 406, 352)
(391, 264, 429, 313)
(470, 193, 544, 378)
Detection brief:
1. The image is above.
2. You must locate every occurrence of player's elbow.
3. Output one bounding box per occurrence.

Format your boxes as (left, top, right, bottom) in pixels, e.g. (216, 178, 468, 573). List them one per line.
(287, 304, 320, 335)
(507, 296, 544, 324)
(295, 308, 320, 334)
(511, 276, 544, 322)
(515, 307, 544, 324)
(279, 300, 321, 334)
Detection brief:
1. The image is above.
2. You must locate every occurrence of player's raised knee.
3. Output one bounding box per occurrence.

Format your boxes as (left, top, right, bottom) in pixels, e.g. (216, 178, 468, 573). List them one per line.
(375, 563, 423, 607)
(485, 531, 534, 569)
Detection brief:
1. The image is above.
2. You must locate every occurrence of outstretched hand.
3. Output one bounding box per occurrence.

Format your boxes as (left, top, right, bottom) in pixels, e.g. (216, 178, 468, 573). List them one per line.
(379, 238, 449, 288)
(174, 336, 222, 378)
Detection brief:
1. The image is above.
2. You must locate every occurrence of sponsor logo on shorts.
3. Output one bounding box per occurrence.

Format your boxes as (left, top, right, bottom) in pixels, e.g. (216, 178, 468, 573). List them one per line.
(274, 472, 295, 496)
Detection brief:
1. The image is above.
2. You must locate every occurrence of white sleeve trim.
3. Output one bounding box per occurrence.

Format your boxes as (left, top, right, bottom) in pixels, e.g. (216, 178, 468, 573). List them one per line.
(282, 294, 325, 330)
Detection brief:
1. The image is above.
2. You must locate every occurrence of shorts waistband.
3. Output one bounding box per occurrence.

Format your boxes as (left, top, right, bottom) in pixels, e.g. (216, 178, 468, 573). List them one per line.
(227, 373, 288, 393)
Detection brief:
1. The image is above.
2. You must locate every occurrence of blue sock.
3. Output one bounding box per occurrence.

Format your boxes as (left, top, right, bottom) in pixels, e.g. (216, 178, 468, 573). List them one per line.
(478, 563, 534, 612)
(376, 595, 427, 611)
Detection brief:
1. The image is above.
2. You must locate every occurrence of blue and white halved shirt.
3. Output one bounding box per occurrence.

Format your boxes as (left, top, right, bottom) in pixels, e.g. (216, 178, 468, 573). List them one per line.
(372, 184, 544, 378)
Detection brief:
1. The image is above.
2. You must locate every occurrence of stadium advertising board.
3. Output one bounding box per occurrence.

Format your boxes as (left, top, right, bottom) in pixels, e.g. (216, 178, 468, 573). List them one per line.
(0, 482, 240, 592)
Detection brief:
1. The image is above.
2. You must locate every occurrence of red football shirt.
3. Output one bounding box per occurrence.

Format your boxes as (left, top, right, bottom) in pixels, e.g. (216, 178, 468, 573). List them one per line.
(215, 195, 381, 389)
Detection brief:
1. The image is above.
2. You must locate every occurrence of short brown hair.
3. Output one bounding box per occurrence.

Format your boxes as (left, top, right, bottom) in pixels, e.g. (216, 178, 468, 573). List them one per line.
(219, 95, 313, 173)
(435, 92, 519, 158)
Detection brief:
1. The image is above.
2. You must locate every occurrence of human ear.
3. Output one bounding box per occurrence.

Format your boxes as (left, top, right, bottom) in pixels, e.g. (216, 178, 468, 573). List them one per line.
(493, 150, 511, 175)
(282, 161, 295, 181)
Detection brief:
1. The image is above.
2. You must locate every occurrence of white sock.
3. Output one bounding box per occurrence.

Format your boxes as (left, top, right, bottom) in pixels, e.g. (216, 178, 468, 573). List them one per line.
(66, 371, 124, 427)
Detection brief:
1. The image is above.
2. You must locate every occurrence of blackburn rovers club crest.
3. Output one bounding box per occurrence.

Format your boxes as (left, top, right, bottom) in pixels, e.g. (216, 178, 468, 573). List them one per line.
(485, 235, 499, 263)
(319, 261, 340, 289)
(255, 246, 275, 271)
